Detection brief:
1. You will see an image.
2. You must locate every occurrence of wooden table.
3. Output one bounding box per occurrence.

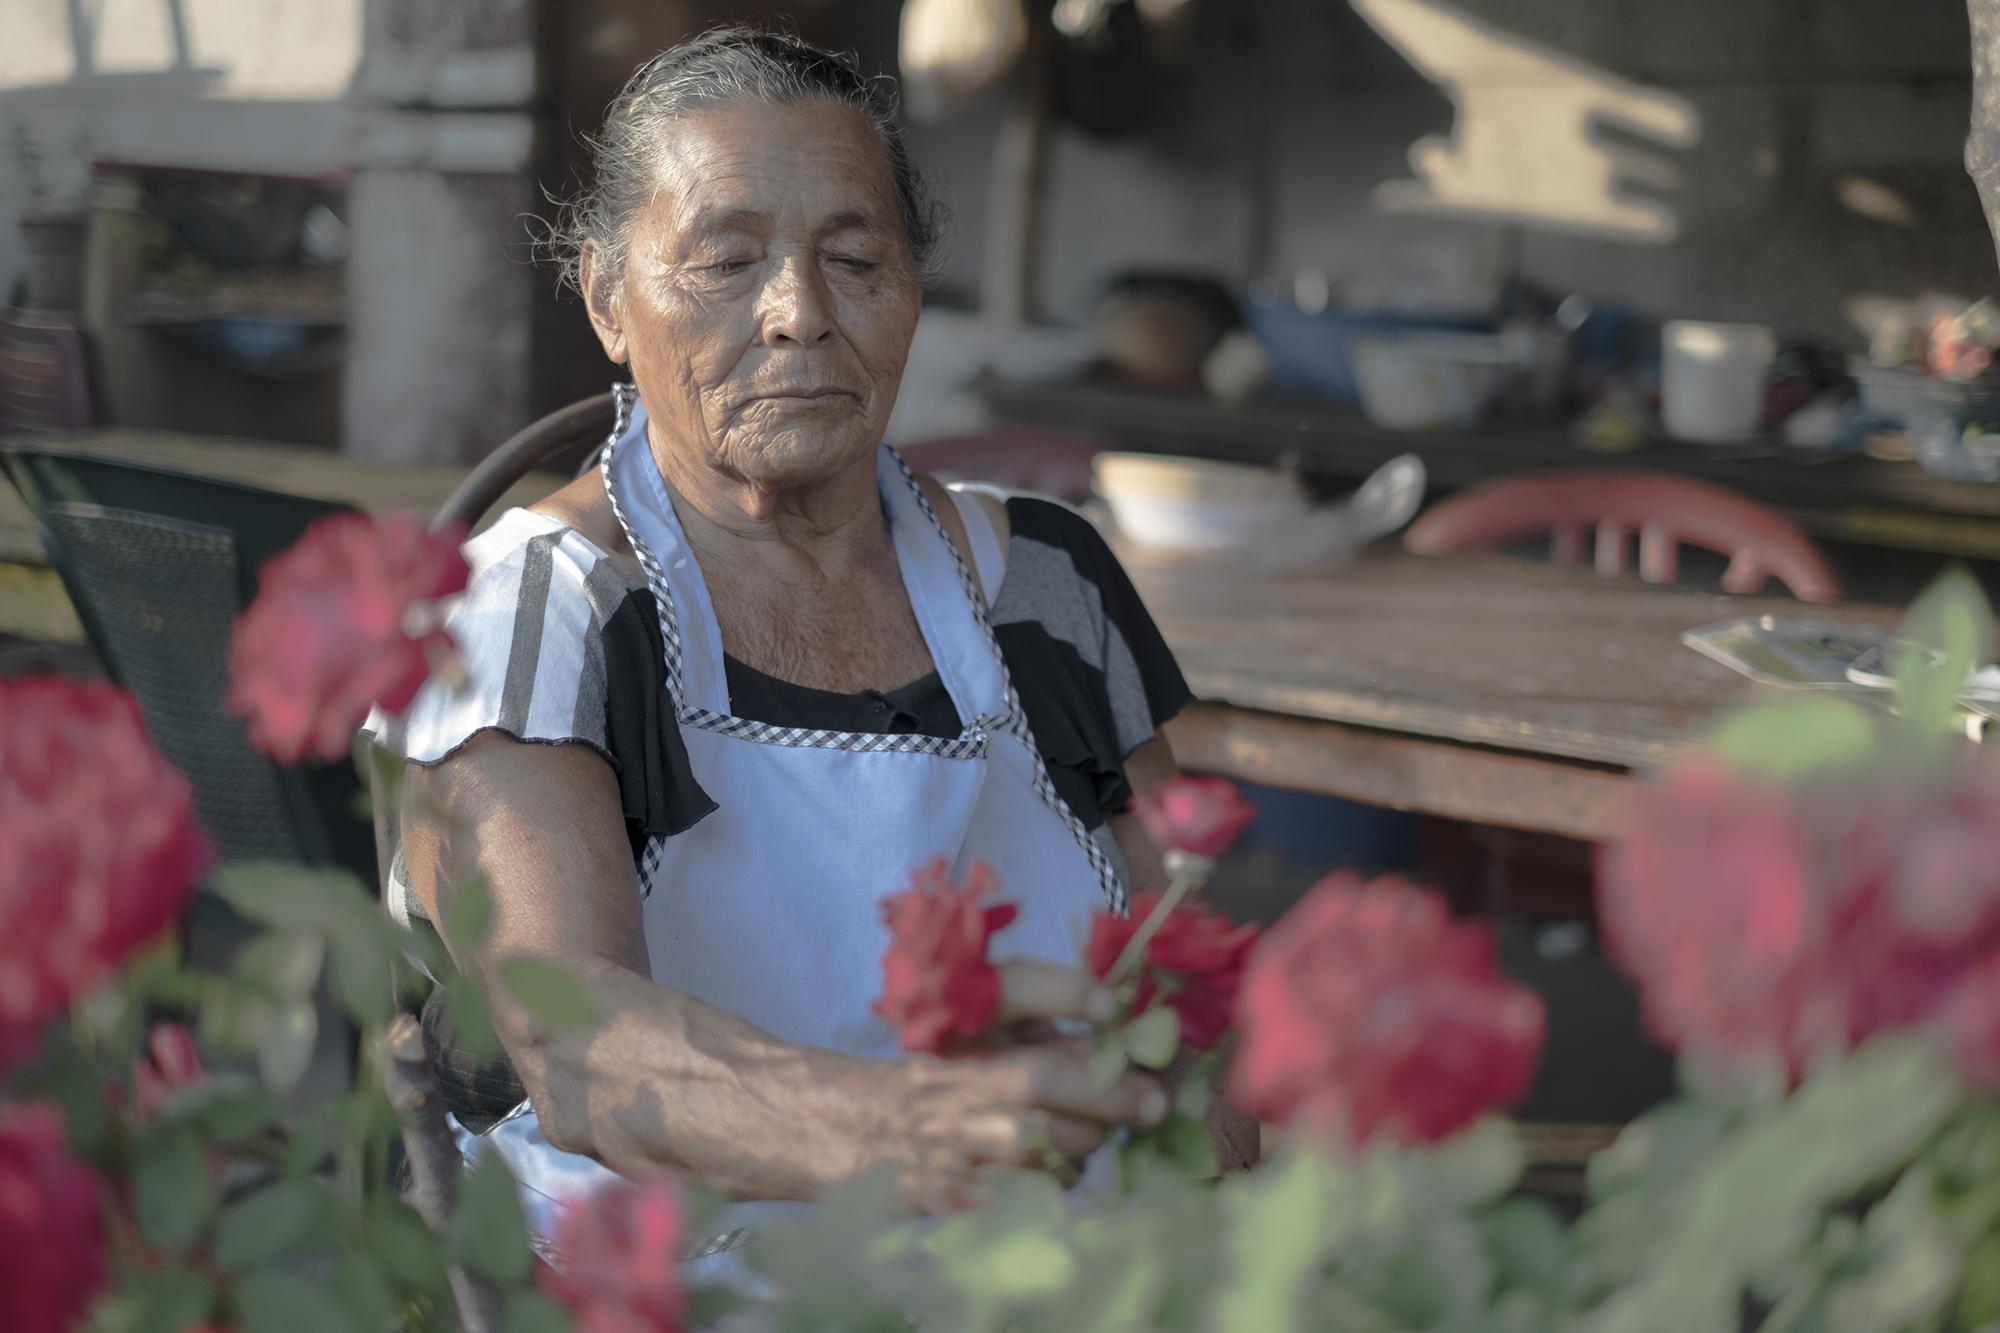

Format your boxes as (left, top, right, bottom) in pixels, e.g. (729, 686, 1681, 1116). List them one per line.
(1135, 545, 1899, 843)
(0, 429, 564, 642)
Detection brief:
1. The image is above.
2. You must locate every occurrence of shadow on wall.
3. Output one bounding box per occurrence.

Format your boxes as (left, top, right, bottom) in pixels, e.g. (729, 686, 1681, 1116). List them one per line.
(1353, 0, 1701, 243)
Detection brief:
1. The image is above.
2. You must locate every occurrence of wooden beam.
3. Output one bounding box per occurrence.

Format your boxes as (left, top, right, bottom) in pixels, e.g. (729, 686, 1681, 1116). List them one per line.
(1164, 701, 1637, 843)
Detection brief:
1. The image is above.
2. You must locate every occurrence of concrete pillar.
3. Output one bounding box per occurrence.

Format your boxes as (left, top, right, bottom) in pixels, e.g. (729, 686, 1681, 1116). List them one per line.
(341, 0, 539, 465)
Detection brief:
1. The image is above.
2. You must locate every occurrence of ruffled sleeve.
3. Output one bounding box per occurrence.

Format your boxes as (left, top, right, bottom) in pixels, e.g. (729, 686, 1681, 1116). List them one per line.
(990, 497, 1194, 824)
(396, 510, 716, 845)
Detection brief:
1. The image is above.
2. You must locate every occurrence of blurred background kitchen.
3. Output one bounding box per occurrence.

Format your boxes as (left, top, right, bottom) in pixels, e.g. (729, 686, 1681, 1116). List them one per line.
(4, 0, 1998, 1155)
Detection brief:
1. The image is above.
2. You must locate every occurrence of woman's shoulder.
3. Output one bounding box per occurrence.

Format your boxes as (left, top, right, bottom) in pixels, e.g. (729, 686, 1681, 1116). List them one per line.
(992, 494, 1131, 611)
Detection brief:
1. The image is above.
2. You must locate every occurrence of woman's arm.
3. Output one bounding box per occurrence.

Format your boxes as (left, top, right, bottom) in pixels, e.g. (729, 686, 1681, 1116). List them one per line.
(400, 732, 1166, 1209)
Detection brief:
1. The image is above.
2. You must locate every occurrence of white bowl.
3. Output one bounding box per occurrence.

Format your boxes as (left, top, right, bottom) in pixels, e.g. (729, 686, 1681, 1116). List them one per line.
(1093, 453, 1308, 551)
(1349, 332, 1517, 431)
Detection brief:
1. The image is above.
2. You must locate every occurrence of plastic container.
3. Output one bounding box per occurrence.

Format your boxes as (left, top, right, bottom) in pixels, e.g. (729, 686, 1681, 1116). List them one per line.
(1243, 297, 1490, 404)
(1348, 332, 1517, 432)
(1661, 320, 1777, 444)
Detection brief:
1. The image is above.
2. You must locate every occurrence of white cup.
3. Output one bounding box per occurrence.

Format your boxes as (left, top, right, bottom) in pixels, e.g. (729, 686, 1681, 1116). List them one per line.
(1661, 320, 1777, 444)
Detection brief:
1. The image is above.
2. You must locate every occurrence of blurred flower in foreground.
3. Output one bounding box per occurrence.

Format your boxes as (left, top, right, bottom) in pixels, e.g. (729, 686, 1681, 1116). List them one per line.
(1599, 755, 2000, 1083)
(1134, 776, 1257, 862)
(540, 1178, 685, 1333)
(1230, 874, 1544, 1150)
(874, 860, 1018, 1053)
(0, 679, 209, 1069)
(227, 512, 469, 763)
(1086, 893, 1258, 1049)
(0, 1105, 106, 1333)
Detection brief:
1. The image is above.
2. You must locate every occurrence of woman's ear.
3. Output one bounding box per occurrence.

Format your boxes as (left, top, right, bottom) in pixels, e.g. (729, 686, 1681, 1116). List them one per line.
(578, 241, 629, 364)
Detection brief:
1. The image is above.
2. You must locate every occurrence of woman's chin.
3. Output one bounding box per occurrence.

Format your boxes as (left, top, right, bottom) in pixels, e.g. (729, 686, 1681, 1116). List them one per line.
(718, 426, 881, 491)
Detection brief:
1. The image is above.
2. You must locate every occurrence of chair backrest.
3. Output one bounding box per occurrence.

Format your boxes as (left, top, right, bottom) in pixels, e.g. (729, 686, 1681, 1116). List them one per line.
(0, 445, 376, 885)
(431, 390, 618, 534)
(1402, 469, 1844, 603)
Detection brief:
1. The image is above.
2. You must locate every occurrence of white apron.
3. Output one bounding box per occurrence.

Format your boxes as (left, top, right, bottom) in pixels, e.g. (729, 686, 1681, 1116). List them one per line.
(468, 387, 1125, 1259)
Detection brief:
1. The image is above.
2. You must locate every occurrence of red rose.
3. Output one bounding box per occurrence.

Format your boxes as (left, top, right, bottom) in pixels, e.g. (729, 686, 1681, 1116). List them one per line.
(873, 860, 1018, 1054)
(1230, 874, 1544, 1150)
(1086, 894, 1258, 1049)
(0, 1105, 107, 1333)
(227, 512, 469, 763)
(539, 1179, 684, 1333)
(1599, 757, 2000, 1081)
(1134, 777, 1257, 861)
(0, 679, 208, 1066)
(133, 1023, 206, 1121)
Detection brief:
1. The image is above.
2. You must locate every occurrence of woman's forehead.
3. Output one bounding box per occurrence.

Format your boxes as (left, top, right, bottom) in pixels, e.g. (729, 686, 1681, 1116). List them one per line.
(648, 101, 900, 234)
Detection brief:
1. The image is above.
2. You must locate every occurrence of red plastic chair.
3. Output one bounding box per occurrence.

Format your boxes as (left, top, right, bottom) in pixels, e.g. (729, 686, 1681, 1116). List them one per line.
(894, 429, 1108, 503)
(1403, 469, 1844, 602)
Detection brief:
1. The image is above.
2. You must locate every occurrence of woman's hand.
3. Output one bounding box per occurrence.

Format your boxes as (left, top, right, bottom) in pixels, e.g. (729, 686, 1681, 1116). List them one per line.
(847, 960, 1167, 1213)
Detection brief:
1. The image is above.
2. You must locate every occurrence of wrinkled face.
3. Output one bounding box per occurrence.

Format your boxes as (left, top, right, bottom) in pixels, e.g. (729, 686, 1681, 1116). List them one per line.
(583, 100, 923, 493)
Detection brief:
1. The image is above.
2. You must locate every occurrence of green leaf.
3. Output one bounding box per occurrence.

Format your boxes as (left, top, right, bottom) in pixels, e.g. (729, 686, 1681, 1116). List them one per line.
(234, 1269, 365, 1333)
(235, 930, 326, 999)
(332, 1249, 403, 1332)
(445, 876, 495, 960)
(505, 1289, 575, 1333)
(1594, 1034, 1962, 1333)
(93, 1265, 218, 1333)
(213, 1179, 328, 1268)
(329, 917, 395, 1029)
(1895, 567, 1994, 739)
(1089, 1031, 1129, 1090)
(1479, 1196, 1571, 1295)
(180, 1074, 283, 1144)
(1830, 1163, 1959, 1332)
(1123, 1005, 1180, 1071)
(1209, 1151, 1332, 1332)
(210, 863, 356, 934)
(366, 1196, 451, 1301)
(443, 972, 500, 1063)
(682, 1287, 744, 1330)
(132, 1122, 215, 1252)
(355, 733, 406, 823)
(1709, 696, 1879, 782)
(447, 1150, 534, 1285)
(199, 976, 277, 1054)
(499, 957, 599, 1031)
(1120, 1111, 1218, 1193)
(256, 998, 318, 1094)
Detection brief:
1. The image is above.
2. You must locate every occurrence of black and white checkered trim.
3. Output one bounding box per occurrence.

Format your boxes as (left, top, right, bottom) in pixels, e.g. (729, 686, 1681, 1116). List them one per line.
(597, 384, 1125, 912)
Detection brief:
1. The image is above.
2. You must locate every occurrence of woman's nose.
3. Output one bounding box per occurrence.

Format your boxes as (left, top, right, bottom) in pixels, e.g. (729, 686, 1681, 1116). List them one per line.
(757, 258, 835, 346)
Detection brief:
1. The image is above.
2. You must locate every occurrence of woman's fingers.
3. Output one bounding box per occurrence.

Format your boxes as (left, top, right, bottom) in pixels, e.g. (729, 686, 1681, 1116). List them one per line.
(994, 960, 1116, 1027)
(991, 1042, 1170, 1130)
(956, 1107, 1106, 1166)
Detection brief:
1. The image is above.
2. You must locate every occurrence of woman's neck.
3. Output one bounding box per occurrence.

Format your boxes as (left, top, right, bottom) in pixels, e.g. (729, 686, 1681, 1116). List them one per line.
(648, 426, 891, 592)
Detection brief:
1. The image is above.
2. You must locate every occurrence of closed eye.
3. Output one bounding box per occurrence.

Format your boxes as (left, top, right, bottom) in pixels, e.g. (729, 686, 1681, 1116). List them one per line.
(828, 255, 879, 272)
(706, 259, 756, 275)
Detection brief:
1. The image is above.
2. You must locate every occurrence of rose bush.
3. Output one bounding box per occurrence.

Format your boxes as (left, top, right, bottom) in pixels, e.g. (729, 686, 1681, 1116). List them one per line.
(226, 512, 468, 763)
(1231, 874, 1546, 1150)
(1085, 892, 1256, 1050)
(0, 1105, 105, 1333)
(6, 502, 2000, 1333)
(872, 859, 1018, 1053)
(540, 1180, 687, 1333)
(0, 678, 209, 1069)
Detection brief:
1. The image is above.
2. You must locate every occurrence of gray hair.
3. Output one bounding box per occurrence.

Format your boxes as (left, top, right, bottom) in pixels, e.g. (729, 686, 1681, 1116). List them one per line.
(550, 27, 943, 299)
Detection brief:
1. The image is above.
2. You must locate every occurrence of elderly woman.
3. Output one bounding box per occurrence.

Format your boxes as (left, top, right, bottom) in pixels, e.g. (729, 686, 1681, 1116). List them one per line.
(393, 28, 1233, 1255)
